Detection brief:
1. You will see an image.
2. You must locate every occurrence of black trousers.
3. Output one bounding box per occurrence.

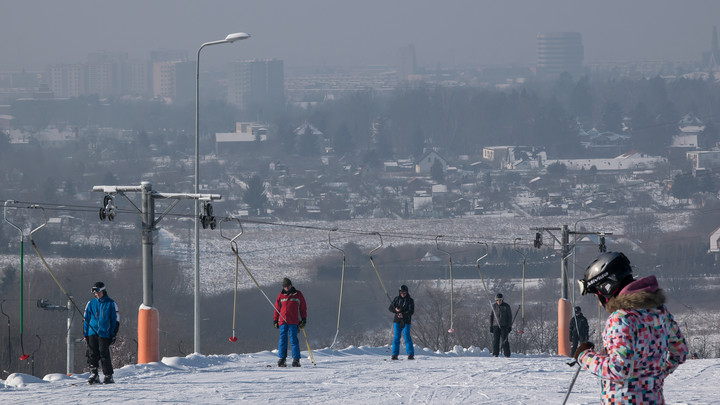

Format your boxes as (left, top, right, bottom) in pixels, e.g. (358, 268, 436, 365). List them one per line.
(492, 327, 511, 357)
(86, 335, 113, 375)
(570, 338, 579, 357)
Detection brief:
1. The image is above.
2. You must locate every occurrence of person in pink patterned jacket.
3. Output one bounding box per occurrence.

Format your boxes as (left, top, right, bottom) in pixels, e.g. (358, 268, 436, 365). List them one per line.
(574, 252, 688, 404)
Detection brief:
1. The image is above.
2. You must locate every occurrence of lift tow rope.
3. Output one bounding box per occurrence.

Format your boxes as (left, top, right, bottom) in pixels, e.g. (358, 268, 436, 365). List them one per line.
(225, 219, 315, 365)
(328, 229, 345, 350)
(368, 232, 392, 304)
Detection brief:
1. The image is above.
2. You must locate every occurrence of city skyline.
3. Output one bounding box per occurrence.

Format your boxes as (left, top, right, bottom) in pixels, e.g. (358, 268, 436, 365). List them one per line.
(3, 0, 720, 73)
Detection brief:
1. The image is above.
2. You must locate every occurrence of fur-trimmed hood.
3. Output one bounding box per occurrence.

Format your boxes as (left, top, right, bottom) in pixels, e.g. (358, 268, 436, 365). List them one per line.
(604, 276, 666, 313)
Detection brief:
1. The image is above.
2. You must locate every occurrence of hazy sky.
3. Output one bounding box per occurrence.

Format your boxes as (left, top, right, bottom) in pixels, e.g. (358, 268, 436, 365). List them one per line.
(3, 0, 720, 72)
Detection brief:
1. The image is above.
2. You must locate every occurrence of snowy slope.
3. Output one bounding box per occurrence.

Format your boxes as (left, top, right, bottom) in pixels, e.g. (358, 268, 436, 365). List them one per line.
(2, 345, 717, 404)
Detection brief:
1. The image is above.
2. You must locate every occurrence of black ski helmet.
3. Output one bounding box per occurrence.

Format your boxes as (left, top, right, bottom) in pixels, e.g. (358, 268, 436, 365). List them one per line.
(91, 281, 106, 293)
(574, 306, 582, 313)
(579, 252, 633, 300)
(495, 293, 503, 300)
(399, 285, 408, 293)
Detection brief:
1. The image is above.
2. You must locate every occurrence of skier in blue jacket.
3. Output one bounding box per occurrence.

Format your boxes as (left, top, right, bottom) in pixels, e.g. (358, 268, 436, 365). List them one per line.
(83, 281, 119, 384)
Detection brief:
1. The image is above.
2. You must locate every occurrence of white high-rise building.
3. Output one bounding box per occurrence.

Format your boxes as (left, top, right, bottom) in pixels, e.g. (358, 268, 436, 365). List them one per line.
(46, 64, 84, 98)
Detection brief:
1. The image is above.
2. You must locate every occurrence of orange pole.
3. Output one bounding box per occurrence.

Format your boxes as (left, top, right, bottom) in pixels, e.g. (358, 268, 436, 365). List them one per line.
(558, 298, 571, 357)
(138, 306, 159, 363)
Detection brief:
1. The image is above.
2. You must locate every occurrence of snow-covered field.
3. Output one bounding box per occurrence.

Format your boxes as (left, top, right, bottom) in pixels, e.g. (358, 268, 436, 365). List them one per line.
(2, 345, 716, 404)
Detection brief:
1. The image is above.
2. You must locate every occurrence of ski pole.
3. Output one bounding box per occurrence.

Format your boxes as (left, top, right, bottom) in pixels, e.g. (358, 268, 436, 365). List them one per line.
(301, 327, 316, 366)
(562, 363, 582, 405)
(500, 305, 522, 349)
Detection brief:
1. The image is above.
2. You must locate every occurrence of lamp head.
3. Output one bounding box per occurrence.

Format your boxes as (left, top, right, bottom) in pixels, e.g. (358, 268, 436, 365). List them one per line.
(225, 32, 251, 43)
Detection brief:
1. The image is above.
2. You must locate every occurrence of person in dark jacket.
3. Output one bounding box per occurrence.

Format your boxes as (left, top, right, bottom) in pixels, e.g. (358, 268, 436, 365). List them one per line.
(273, 277, 307, 367)
(83, 281, 119, 384)
(388, 285, 415, 360)
(569, 306, 589, 356)
(575, 252, 688, 403)
(489, 293, 512, 357)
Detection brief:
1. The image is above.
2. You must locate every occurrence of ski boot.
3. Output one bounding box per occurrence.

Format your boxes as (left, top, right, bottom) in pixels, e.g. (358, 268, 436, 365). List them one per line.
(391, 355, 399, 360)
(278, 358, 287, 367)
(103, 374, 114, 384)
(407, 354, 415, 360)
(292, 359, 301, 367)
(88, 370, 100, 385)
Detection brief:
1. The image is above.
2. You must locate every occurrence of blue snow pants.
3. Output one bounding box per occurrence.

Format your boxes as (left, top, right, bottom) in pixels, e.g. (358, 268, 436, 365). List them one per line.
(278, 323, 301, 360)
(391, 322, 414, 356)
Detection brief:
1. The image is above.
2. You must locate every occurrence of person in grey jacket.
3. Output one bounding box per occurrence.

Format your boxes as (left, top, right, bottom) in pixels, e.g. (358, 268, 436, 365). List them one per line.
(489, 293, 512, 357)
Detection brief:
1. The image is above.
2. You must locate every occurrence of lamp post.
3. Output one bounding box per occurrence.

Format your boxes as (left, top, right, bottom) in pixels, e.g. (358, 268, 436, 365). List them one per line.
(194, 32, 250, 354)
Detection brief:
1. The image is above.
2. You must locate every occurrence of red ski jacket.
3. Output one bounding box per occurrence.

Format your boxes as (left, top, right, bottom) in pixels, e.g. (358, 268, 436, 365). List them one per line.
(274, 287, 307, 325)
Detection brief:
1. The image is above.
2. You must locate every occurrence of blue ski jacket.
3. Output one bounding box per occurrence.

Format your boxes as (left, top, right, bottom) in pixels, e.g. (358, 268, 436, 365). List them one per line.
(84, 294, 119, 338)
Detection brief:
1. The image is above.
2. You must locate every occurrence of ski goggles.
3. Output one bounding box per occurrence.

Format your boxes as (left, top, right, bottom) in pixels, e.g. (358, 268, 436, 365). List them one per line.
(91, 286, 106, 293)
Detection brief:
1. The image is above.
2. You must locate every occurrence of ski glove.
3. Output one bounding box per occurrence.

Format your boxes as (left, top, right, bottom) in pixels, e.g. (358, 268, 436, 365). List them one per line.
(273, 321, 279, 329)
(83, 336, 88, 345)
(574, 341, 594, 360)
(110, 335, 116, 345)
(299, 318, 306, 329)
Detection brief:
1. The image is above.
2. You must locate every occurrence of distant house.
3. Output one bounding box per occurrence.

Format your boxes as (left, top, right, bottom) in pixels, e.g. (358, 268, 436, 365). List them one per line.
(215, 122, 268, 155)
(415, 151, 448, 174)
(710, 226, 720, 253)
(686, 150, 720, 171)
(482, 146, 512, 169)
(672, 113, 705, 149)
(482, 146, 545, 170)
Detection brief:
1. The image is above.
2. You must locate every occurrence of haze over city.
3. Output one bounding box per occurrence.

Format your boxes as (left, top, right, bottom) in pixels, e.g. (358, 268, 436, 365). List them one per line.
(3, 0, 720, 71)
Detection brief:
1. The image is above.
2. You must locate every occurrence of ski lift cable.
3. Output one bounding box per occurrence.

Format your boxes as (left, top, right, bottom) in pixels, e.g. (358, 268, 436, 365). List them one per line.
(435, 235, 455, 334)
(328, 228, 346, 350)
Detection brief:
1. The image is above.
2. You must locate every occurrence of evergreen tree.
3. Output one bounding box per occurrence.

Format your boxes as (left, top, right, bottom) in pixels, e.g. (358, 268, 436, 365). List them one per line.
(298, 125, 319, 156)
(243, 175, 268, 215)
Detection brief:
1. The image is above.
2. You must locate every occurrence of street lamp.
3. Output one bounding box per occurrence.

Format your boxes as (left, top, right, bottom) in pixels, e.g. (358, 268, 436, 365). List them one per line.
(194, 32, 250, 354)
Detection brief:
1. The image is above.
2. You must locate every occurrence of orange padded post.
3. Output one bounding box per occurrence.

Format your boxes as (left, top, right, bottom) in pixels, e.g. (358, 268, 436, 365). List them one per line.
(138, 306, 159, 363)
(558, 298, 572, 357)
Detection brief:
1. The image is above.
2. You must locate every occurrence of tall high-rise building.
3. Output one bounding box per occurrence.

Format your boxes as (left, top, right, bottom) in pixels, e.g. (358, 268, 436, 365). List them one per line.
(85, 51, 128, 97)
(46, 64, 85, 98)
(152, 60, 193, 102)
(227, 59, 284, 117)
(397, 44, 417, 83)
(536, 32, 584, 78)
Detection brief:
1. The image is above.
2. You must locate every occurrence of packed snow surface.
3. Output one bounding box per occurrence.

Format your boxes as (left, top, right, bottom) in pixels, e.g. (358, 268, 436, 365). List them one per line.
(2, 345, 717, 404)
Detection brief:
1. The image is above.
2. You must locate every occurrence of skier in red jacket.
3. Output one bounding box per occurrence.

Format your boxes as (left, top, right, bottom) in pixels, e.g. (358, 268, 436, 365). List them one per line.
(273, 277, 307, 367)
